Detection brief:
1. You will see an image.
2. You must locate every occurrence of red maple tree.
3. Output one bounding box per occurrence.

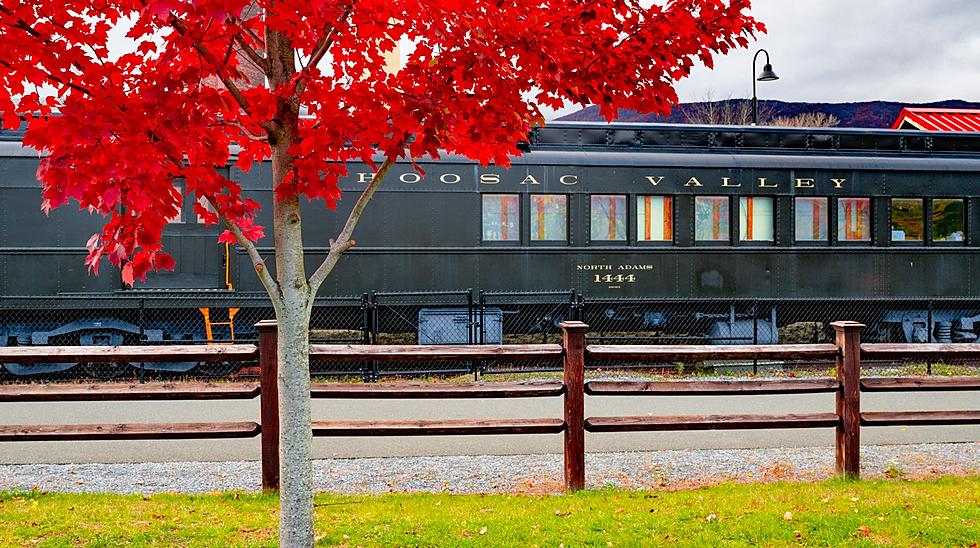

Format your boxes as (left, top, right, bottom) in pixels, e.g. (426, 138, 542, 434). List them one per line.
(1, 1, 762, 544)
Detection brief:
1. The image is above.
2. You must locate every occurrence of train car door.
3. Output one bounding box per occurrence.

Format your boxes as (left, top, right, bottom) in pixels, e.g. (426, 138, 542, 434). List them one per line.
(138, 192, 232, 291)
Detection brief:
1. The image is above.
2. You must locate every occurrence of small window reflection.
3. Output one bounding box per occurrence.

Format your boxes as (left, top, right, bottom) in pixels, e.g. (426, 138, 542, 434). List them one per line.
(530, 195, 567, 241)
(838, 198, 871, 242)
(932, 199, 965, 242)
(695, 196, 730, 242)
(591, 195, 626, 241)
(795, 197, 828, 241)
(890, 198, 924, 242)
(482, 194, 519, 241)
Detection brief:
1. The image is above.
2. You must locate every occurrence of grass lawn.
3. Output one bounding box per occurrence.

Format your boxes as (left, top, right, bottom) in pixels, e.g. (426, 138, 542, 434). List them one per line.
(1, 477, 978, 546)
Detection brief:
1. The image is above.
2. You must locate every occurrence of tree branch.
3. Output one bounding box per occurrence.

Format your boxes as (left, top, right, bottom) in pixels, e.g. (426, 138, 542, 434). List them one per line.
(296, 5, 353, 95)
(308, 157, 393, 294)
(166, 14, 274, 133)
(0, 59, 92, 97)
(233, 34, 270, 73)
(207, 196, 282, 310)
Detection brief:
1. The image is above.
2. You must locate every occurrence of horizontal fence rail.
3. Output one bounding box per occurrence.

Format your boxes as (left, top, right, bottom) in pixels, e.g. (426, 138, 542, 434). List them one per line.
(0, 345, 258, 364)
(311, 418, 567, 437)
(860, 377, 980, 392)
(586, 344, 839, 362)
(0, 382, 259, 402)
(0, 422, 261, 442)
(311, 381, 564, 399)
(585, 379, 840, 396)
(0, 320, 977, 492)
(309, 344, 563, 362)
(584, 413, 841, 433)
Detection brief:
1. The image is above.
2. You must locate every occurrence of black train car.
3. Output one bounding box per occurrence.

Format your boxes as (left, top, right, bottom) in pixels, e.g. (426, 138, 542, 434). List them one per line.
(2, 122, 980, 374)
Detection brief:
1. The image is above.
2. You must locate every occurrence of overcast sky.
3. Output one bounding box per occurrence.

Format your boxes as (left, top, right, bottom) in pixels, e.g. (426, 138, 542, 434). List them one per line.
(547, 0, 980, 118)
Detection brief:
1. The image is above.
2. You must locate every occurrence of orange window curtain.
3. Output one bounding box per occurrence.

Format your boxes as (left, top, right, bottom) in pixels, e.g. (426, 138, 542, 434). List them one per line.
(608, 198, 617, 240)
(644, 196, 652, 241)
(501, 198, 510, 240)
(536, 198, 545, 240)
(845, 200, 854, 239)
(812, 200, 821, 239)
(712, 199, 721, 239)
(857, 200, 866, 239)
(746, 197, 754, 240)
(663, 198, 672, 240)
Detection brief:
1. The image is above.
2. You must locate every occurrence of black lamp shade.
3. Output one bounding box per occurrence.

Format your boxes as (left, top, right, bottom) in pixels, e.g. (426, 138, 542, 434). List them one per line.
(757, 63, 779, 82)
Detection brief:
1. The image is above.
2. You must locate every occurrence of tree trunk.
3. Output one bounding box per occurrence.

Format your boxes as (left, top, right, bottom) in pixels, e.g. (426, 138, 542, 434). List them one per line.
(277, 288, 314, 547)
(264, 25, 315, 548)
(272, 161, 315, 547)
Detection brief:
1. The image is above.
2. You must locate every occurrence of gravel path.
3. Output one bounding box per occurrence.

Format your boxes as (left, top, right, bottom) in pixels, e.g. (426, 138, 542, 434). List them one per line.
(1, 443, 977, 495)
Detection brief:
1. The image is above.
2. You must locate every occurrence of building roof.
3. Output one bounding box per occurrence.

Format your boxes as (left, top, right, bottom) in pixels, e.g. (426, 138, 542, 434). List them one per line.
(891, 108, 980, 132)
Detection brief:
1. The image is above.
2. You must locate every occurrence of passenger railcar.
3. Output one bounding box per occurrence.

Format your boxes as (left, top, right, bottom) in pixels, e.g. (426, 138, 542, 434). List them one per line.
(2, 122, 980, 375)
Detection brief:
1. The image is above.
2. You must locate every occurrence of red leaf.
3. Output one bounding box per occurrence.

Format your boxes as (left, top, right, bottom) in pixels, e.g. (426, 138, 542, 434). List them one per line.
(154, 252, 176, 271)
(218, 230, 238, 244)
(121, 262, 135, 287)
(5, 0, 762, 288)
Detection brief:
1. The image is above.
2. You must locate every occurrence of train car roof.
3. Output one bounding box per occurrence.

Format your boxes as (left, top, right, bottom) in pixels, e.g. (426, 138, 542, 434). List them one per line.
(3, 122, 980, 173)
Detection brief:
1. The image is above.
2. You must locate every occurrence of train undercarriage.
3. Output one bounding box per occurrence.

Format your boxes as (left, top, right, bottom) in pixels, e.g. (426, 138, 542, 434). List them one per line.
(2, 293, 978, 379)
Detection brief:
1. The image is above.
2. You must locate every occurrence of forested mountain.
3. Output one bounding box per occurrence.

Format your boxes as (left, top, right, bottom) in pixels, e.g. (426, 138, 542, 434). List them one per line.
(557, 99, 980, 128)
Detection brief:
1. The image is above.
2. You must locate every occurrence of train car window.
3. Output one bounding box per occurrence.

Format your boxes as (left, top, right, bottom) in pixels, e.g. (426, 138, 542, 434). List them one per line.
(695, 196, 730, 242)
(590, 195, 626, 241)
(166, 184, 183, 223)
(636, 196, 672, 242)
(530, 195, 567, 241)
(890, 198, 924, 242)
(196, 197, 216, 224)
(481, 194, 520, 241)
(795, 197, 828, 242)
(739, 197, 774, 242)
(837, 197, 871, 242)
(932, 199, 966, 242)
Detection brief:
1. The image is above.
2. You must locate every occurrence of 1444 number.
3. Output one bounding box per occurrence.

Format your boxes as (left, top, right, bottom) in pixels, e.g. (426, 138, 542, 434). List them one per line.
(594, 274, 636, 283)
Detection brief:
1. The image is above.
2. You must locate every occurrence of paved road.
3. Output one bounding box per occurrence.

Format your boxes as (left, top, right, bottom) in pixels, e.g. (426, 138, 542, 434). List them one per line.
(2, 391, 978, 464)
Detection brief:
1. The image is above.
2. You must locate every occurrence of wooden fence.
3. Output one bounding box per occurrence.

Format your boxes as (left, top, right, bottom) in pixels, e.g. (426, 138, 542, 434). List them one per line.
(1, 320, 978, 492)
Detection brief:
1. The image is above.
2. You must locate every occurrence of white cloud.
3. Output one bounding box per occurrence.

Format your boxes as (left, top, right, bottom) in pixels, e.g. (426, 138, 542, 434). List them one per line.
(544, 0, 980, 119)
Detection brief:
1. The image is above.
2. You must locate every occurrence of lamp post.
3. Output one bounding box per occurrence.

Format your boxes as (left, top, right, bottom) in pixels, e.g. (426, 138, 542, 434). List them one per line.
(752, 48, 779, 125)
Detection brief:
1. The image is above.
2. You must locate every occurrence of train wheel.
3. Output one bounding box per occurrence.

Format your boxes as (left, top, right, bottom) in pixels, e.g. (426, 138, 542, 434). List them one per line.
(79, 361, 129, 381)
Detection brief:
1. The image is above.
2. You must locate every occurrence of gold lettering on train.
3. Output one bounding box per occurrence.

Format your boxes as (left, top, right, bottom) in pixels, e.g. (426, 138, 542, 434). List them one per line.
(376, 171, 854, 190)
(357, 172, 374, 183)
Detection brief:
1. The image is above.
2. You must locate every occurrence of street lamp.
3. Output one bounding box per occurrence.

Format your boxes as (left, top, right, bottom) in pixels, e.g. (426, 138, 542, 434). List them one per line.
(752, 48, 779, 125)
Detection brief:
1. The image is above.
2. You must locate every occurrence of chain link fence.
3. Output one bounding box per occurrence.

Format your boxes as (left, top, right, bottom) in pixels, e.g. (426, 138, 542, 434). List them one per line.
(2, 291, 979, 382)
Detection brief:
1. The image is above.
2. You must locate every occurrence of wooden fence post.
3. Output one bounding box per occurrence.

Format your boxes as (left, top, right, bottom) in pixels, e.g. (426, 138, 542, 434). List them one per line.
(256, 320, 280, 492)
(560, 321, 588, 492)
(832, 321, 864, 479)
